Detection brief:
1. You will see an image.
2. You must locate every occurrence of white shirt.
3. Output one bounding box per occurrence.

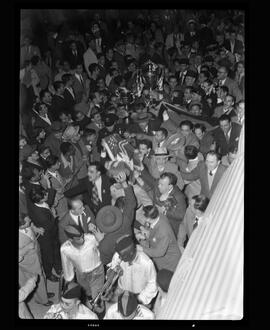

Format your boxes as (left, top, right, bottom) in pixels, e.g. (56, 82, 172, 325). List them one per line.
(44, 302, 98, 319)
(60, 234, 101, 282)
(65, 86, 75, 100)
(219, 78, 226, 86)
(150, 216, 160, 229)
(34, 202, 51, 210)
(39, 113, 51, 125)
(159, 187, 173, 202)
(153, 291, 167, 316)
(47, 170, 63, 184)
(104, 303, 155, 320)
(108, 249, 158, 305)
(94, 176, 102, 201)
(83, 48, 98, 76)
(74, 73, 84, 85)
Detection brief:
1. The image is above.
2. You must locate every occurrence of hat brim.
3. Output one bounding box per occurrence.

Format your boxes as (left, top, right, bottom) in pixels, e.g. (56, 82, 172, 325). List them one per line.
(96, 206, 123, 233)
(133, 114, 151, 123)
(63, 125, 80, 139)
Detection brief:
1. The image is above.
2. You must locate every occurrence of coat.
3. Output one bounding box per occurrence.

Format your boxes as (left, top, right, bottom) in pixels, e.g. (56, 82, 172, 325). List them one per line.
(44, 133, 62, 157)
(58, 205, 95, 245)
(50, 95, 67, 121)
(97, 185, 137, 265)
(63, 88, 76, 117)
(64, 174, 113, 215)
(212, 122, 242, 156)
(223, 77, 243, 103)
(224, 39, 244, 55)
(180, 161, 227, 199)
(72, 73, 89, 103)
(141, 215, 181, 272)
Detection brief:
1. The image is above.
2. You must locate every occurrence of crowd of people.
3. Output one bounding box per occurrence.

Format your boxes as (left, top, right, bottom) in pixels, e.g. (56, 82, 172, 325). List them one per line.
(19, 9, 245, 320)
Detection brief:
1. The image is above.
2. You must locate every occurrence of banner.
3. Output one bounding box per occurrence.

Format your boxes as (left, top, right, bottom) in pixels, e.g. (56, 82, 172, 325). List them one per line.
(103, 134, 135, 161)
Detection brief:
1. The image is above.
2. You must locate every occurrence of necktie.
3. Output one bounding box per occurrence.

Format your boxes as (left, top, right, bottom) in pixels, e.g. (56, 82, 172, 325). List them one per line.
(209, 171, 213, 176)
(80, 75, 84, 87)
(225, 131, 230, 143)
(193, 217, 199, 230)
(78, 215, 84, 231)
(92, 184, 100, 206)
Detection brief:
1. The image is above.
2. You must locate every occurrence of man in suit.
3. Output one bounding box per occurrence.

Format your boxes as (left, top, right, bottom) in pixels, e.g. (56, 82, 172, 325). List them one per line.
(72, 63, 90, 103)
(177, 194, 209, 251)
(180, 150, 227, 199)
(137, 170, 186, 238)
(20, 36, 41, 68)
(31, 102, 53, 135)
(83, 38, 98, 78)
(86, 111, 104, 134)
(50, 81, 67, 121)
(65, 41, 84, 70)
(58, 198, 95, 245)
(64, 161, 113, 216)
(28, 185, 62, 283)
(217, 66, 242, 103)
(223, 30, 244, 55)
(212, 114, 242, 156)
(44, 121, 64, 158)
(135, 205, 181, 273)
(62, 73, 76, 118)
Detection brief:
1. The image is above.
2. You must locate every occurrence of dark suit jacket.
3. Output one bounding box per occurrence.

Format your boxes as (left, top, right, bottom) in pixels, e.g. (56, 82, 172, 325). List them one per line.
(31, 111, 53, 134)
(142, 215, 181, 272)
(224, 39, 244, 55)
(212, 122, 242, 156)
(72, 73, 89, 103)
(180, 161, 227, 199)
(50, 95, 67, 121)
(97, 185, 137, 265)
(44, 133, 62, 157)
(64, 174, 113, 215)
(58, 205, 95, 245)
(65, 49, 84, 69)
(140, 168, 187, 223)
(63, 88, 76, 117)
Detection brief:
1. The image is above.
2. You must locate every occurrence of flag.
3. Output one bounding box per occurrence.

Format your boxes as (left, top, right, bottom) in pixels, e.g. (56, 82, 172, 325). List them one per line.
(103, 134, 135, 161)
(160, 102, 218, 131)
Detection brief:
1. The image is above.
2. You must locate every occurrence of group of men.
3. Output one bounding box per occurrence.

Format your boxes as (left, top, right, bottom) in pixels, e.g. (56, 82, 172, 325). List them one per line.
(19, 9, 244, 320)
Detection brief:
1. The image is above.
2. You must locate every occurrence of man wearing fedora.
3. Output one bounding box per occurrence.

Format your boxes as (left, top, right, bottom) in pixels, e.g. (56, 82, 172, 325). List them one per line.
(64, 161, 113, 216)
(60, 224, 105, 308)
(44, 121, 64, 158)
(95, 171, 136, 265)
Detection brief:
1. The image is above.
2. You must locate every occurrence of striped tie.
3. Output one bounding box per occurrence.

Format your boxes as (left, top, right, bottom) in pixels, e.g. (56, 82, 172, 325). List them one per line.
(193, 217, 199, 230)
(92, 184, 100, 206)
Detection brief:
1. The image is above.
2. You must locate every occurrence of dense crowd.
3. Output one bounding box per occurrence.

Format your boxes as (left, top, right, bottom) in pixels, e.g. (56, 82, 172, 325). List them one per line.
(19, 9, 245, 320)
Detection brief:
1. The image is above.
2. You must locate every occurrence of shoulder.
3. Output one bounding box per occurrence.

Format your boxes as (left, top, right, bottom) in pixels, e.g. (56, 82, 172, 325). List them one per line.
(59, 212, 71, 225)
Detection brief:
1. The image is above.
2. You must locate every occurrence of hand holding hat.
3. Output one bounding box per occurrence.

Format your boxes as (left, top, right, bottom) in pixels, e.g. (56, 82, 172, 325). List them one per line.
(91, 226, 105, 242)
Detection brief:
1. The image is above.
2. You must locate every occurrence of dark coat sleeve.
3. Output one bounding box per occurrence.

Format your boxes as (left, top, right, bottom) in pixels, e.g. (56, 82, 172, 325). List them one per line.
(180, 162, 201, 181)
(64, 177, 88, 198)
(121, 185, 137, 233)
(166, 189, 187, 222)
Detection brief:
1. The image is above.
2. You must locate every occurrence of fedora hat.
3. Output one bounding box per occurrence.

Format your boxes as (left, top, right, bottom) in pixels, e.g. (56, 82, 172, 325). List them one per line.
(96, 206, 123, 233)
(133, 112, 152, 123)
(62, 125, 80, 141)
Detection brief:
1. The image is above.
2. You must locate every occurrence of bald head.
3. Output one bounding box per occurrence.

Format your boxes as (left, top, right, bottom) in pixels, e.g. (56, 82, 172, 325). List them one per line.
(70, 199, 84, 215)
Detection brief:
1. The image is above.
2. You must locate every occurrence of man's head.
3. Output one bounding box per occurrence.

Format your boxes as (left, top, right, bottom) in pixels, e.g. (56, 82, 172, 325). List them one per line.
(184, 145, 199, 160)
(219, 114, 232, 134)
(217, 85, 229, 101)
(60, 282, 81, 314)
(217, 66, 228, 81)
(193, 123, 206, 140)
(92, 111, 102, 125)
(201, 79, 212, 94)
(180, 120, 193, 137)
(192, 194, 210, 216)
(46, 155, 61, 171)
(184, 86, 193, 101)
(75, 63, 84, 75)
(53, 81, 65, 95)
(115, 235, 136, 263)
(198, 70, 210, 84)
(64, 224, 85, 247)
(21, 165, 42, 183)
(143, 205, 159, 221)
(69, 198, 85, 216)
(184, 70, 197, 86)
(168, 75, 178, 90)
(189, 103, 202, 116)
(29, 185, 48, 204)
(88, 63, 100, 77)
(35, 103, 48, 117)
(138, 139, 152, 156)
(205, 151, 221, 172)
(235, 100, 245, 120)
(158, 172, 177, 195)
(87, 162, 102, 182)
(39, 145, 51, 160)
(224, 95, 235, 109)
(155, 128, 168, 143)
(62, 73, 74, 87)
(40, 89, 52, 104)
(60, 142, 75, 157)
(228, 144, 238, 164)
(70, 41, 77, 51)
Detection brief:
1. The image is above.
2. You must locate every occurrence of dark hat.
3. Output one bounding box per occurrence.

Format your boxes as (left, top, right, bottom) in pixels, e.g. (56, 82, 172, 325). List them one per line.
(178, 58, 190, 65)
(118, 291, 138, 317)
(51, 121, 64, 132)
(64, 224, 83, 239)
(115, 235, 134, 253)
(19, 144, 37, 161)
(186, 70, 197, 78)
(133, 112, 152, 123)
(157, 269, 174, 293)
(148, 118, 162, 132)
(192, 86, 205, 97)
(204, 55, 214, 62)
(96, 206, 123, 233)
(62, 282, 82, 299)
(104, 113, 118, 127)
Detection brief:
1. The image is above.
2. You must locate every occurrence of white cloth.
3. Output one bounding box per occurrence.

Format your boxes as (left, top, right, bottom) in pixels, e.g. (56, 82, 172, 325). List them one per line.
(108, 249, 158, 305)
(94, 176, 102, 201)
(159, 187, 173, 202)
(153, 291, 167, 316)
(83, 48, 98, 76)
(44, 303, 98, 319)
(60, 234, 101, 282)
(104, 303, 155, 320)
(34, 202, 51, 211)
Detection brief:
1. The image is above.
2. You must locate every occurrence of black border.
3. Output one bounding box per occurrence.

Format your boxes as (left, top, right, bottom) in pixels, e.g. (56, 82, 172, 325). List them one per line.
(10, 1, 257, 329)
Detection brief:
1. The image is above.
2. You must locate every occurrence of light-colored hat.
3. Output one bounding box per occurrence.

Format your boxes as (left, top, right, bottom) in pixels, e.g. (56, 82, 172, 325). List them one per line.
(62, 125, 80, 141)
(154, 147, 170, 156)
